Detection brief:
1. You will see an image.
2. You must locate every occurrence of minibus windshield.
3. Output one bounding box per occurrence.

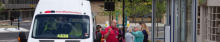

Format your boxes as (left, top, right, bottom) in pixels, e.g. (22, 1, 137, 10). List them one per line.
(32, 14, 90, 39)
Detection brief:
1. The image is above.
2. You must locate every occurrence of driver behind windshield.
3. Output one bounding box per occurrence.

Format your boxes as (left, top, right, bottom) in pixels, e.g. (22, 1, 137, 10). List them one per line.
(56, 17, 73, 34)
(55, 16, 82, 36)
(42, 18, 58, 34)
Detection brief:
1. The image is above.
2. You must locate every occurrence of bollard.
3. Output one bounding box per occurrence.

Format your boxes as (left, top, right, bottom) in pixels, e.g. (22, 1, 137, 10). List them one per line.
(10, 17, 14, 25)
(11, 21, 12, 25)
(105, 21, 109, 27)
(18, 19, 19, 30)
(18, 17, 21, 30)
(165, 24, 170, 42)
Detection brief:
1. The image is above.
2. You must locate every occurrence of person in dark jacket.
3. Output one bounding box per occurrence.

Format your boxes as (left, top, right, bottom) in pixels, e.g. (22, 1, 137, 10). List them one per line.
(95, 25, 105, 42)
(141, 23, 149, 42)
(118, 26, 125, 42)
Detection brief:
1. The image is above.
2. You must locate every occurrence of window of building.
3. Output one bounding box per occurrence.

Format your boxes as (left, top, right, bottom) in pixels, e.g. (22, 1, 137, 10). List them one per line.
(8, 0, 12, 4)
(34, 0, 39, 4)
(7, 0, 39, 4)
(208, 7, 220, 41)
(19, 0, 22, 4)
(0, 0, 5, 4)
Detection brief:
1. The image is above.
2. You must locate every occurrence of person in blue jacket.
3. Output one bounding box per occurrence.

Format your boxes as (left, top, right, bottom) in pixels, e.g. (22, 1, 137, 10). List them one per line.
(140, 23, 149, 42)
(129, 25, 144, 42)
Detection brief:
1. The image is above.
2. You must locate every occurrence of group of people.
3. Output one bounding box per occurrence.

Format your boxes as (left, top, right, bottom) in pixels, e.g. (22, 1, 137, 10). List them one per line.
(95, 19, 150, 42)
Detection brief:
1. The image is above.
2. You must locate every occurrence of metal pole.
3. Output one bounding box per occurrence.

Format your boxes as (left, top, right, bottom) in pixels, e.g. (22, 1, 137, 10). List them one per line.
(192, 0, 197, 42)
(122, 0, 125, 39)
(109, 11, 111, 24)
(11, 21, 12, 25)
(32, 0, 34, 9)
(18, 17, 19, 30)
(177, 0, 182, 42)
(11, 16, 12, 25)
(152, 0, 156, 42)
(112, 11, 113, 20)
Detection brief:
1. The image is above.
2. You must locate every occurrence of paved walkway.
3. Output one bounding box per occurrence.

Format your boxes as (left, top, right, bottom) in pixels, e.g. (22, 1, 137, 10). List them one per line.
(0, 39, 18, 42)
(0, 27, 29, 33)
(0, 18, 32, 25)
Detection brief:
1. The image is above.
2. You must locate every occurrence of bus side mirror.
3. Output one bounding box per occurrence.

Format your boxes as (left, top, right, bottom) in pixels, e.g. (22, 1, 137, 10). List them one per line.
(18, 32, 27, 42)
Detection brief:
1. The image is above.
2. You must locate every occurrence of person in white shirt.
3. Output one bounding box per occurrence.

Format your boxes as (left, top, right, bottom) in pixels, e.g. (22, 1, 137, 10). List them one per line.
(125, 27, 135, 42)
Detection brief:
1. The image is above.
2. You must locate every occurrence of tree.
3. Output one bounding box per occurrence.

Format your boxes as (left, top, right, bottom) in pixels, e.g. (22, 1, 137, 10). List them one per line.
(99, 0, 152, 24)
(199, 0, 206, 4)
(99, 0, 167, 29)
(124, 0, 151, 23)
(156, 1, 166, 37)
(0, 2, 4, 15)
(0, 2, 4, 20)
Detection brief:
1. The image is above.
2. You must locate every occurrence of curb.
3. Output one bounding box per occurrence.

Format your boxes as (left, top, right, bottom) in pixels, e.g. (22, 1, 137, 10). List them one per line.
(0, 39, 18, 42)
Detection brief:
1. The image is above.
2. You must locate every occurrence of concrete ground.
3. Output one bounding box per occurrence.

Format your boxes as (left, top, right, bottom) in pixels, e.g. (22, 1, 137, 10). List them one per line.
(0, 18, 32, 42)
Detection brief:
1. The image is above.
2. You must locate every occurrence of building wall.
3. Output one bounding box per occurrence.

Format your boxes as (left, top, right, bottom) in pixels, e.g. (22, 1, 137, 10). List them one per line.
(3, 0, 38, 9)
(90, 1, 110, 24)
(207, 0, 220, 6)
(197, 6, 206, 42)
(90, 1, 124, 24)
(161, 14, 166, 24)
(199, 6, 220, 42)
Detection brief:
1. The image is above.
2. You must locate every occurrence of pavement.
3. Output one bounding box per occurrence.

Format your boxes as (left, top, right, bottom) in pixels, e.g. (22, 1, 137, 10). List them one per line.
(0, 27, 29, 33)
(0, 18, 32, 24)
(0, 39, 18, 42)
(0, 18, 31, 33)
(0, 18, 32, 42)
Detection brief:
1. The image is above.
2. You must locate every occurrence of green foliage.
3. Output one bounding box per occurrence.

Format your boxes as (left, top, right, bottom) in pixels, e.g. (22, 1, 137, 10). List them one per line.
(0, 2, 4, 15)
(148, 40, 151, 42)
(156, 1, 166, 18)
(199, 0, 206, 4)
(99, 0, 152, 18)
(99, 0, 166, 20)
(0, 2, 3, 11)
(124, 0, 151, 17)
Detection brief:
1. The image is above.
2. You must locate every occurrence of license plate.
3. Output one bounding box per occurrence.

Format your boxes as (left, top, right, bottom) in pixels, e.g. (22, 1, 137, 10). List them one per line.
(57, 34, 68, 38)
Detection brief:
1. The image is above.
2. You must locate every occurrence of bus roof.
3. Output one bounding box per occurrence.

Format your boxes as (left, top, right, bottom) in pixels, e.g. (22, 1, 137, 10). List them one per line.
(34, 0, 91, 15)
